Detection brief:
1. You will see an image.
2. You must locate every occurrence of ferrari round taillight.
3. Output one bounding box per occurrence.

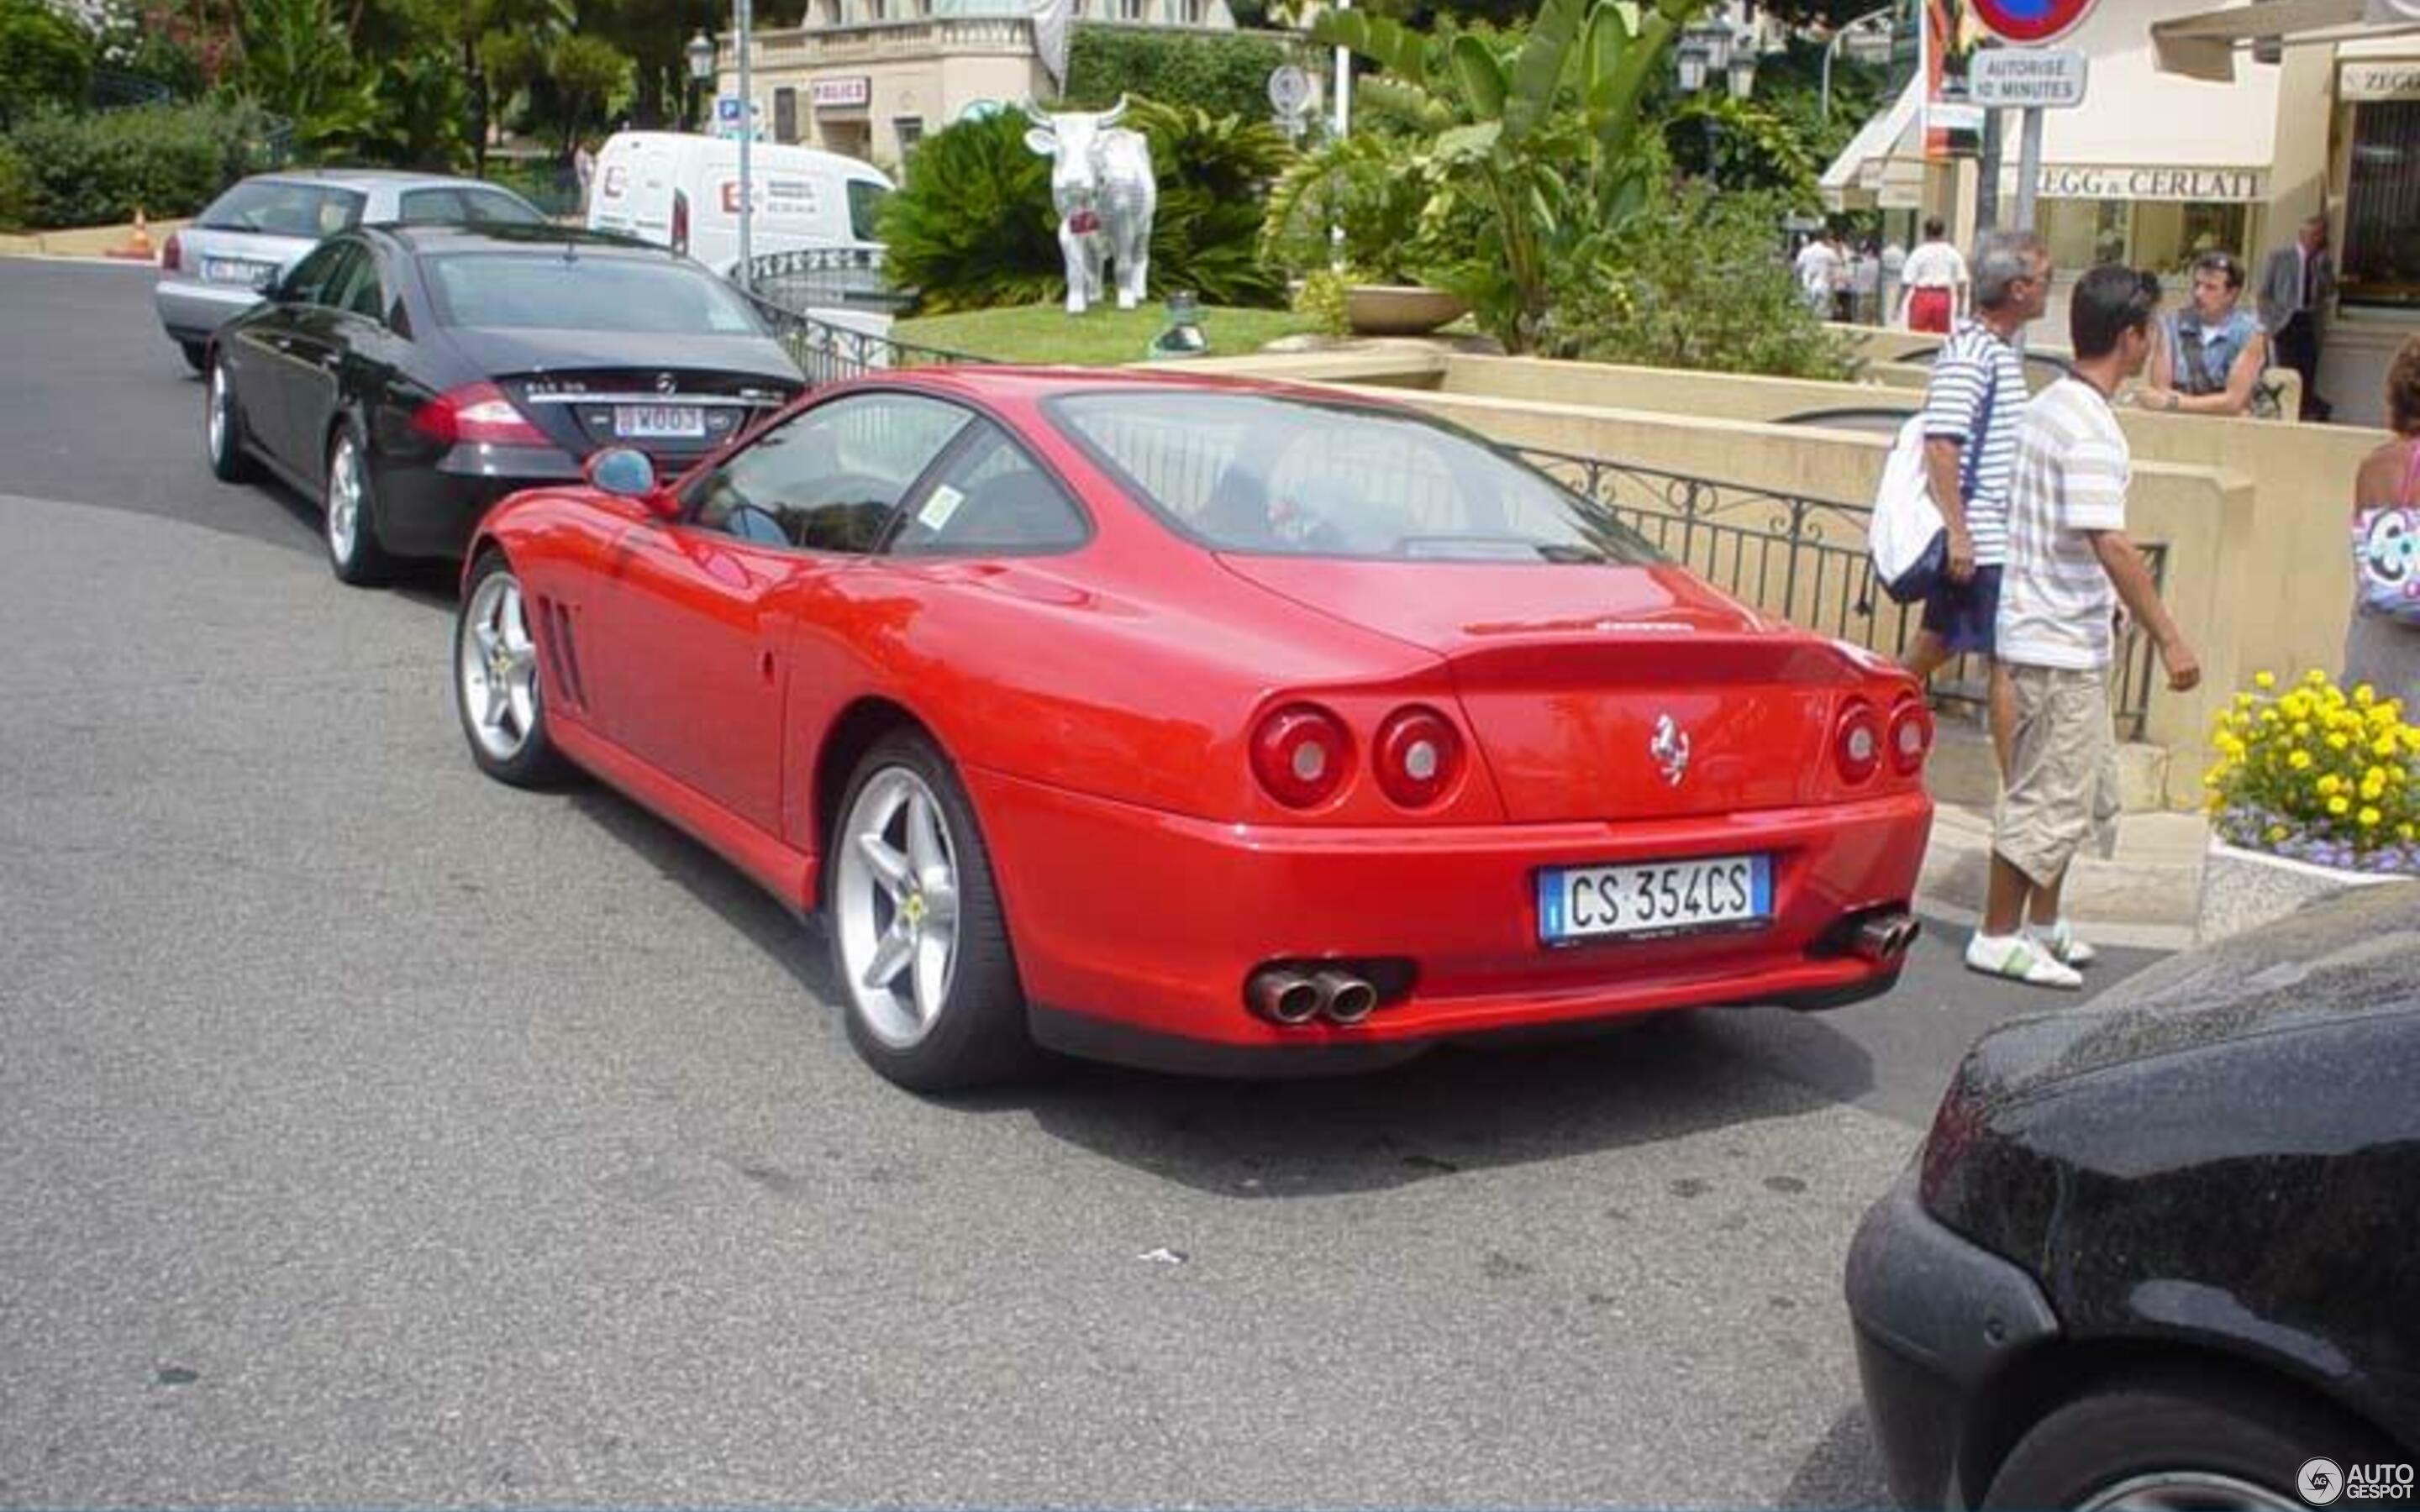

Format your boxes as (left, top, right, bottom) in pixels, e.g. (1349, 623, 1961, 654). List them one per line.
(1835, 700, 1882, 785)
(1887, 698, 1933, 777)
(1251, 704, 1353, 810)
(1373, 705, 1464, 809)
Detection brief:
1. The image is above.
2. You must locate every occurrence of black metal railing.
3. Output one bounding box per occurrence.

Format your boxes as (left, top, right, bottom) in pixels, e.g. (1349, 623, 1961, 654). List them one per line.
(742, 246, 909, 315)
(739, 293, 994, 386)
(1512, 447, 2169, 739)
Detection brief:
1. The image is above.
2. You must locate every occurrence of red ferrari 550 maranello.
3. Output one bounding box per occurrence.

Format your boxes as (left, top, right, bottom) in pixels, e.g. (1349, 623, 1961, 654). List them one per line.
(454, 367, 1933, 1091)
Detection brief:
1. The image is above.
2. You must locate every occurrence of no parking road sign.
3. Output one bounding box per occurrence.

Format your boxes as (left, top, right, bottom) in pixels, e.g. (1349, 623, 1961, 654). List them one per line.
(1970, 0, 2099, 45)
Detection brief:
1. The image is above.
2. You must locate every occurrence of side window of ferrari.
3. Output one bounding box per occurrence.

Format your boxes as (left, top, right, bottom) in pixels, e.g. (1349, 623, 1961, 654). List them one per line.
(888, 422, 1087, 557)
(690, 392, 971, 554)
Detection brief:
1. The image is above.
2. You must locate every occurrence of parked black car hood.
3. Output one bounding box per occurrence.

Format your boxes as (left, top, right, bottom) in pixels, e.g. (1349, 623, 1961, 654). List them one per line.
(439, 326, 801, 386)
(1946, 883, 2420, 1115)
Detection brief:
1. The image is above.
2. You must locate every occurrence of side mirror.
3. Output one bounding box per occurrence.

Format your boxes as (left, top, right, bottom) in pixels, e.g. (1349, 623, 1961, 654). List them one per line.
(583, 447, 676, 518)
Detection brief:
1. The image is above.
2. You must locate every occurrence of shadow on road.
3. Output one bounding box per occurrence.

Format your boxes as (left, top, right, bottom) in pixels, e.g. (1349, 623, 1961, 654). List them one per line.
(555, 760, 1885, 1200)
(1781, 1402, 1895, 1509)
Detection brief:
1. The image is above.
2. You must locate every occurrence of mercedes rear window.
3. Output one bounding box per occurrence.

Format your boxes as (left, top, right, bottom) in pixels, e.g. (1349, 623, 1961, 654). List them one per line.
(196, 181, 367, 238)
(1049, 391, 1665, 564)
(422, 253, 766, 335)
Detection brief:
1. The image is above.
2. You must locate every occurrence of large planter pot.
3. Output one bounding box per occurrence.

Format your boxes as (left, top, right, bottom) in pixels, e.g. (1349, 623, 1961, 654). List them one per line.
(1344, 283, 1468, 337)
(2196, 838, 2413, 944)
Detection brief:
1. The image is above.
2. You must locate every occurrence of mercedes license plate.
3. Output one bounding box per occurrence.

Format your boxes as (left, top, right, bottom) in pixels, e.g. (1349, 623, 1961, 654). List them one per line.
(614, 404, 706, 439)
(205, 258, 277, 289)
(1537, 853, 1771, 943)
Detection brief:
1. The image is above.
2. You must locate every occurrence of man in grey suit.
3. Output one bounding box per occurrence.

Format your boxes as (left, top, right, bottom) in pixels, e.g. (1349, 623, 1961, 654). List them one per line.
(2259, 214, 2335, 421)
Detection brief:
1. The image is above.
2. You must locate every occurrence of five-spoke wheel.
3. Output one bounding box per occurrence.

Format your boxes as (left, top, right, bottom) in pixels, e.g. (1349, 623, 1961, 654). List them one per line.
(454, 552, 569, 787)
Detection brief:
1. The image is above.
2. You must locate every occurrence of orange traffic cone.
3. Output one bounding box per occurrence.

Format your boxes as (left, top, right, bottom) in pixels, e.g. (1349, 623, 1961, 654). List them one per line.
(113, 207, 155, 261)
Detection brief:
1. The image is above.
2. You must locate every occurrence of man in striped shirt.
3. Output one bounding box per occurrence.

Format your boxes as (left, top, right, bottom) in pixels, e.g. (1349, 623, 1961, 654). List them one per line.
(1906, 230, 2052, 777)
(1970, 265, 2202, 988)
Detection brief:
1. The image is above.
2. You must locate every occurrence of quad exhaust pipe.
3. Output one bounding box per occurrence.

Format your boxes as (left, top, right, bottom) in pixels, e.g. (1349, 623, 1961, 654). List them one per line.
(1248, 966, 1380, 1026)
(1852, 911, 1920, 963)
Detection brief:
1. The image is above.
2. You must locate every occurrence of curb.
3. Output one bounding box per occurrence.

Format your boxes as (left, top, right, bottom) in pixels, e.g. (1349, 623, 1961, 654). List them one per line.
(1918, 801, 2207, 935)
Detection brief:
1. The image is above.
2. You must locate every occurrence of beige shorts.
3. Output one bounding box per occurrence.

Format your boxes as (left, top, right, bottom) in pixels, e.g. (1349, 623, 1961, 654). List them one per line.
(1994, 664, 2121, 890)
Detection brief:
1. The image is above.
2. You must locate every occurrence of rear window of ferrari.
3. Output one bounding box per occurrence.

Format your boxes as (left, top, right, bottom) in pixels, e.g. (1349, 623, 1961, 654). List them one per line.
(1048, 391, 1665, 564)
(422, 253, 766, 335)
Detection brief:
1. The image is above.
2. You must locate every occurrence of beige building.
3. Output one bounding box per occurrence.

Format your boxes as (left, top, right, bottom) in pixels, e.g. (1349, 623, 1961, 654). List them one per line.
(1824, 0, 2420, 426)
(715, 0, 1243, 171)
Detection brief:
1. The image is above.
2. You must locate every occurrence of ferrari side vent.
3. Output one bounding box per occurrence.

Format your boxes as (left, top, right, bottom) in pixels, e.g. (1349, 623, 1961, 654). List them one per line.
(537, 596, 589, 712)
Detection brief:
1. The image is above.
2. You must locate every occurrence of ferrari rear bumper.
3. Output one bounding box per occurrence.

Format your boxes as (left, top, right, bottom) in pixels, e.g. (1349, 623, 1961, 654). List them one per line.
(968, 768, 1932, 1066)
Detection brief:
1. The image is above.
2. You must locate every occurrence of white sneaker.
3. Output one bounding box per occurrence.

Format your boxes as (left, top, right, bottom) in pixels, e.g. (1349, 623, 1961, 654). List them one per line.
(1965, 931, 2084, 990)
(2029, 918, 2097, 967)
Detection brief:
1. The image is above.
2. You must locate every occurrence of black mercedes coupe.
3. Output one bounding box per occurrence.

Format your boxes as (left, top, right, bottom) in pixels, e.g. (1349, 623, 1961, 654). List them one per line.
(204, 224, 803, 585)
(1849, 882, 2419, 1511)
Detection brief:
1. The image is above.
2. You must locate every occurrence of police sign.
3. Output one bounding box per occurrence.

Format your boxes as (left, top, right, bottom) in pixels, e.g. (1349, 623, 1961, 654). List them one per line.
(1970, 48, 2087, 108)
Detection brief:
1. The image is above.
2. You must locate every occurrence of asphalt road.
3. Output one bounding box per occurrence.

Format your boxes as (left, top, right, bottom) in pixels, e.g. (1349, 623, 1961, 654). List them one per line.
(0, 256, 2166, 1506)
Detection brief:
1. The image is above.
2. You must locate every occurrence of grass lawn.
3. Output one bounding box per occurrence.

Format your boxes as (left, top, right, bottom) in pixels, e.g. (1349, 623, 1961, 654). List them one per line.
(894, 302, 1320, 365)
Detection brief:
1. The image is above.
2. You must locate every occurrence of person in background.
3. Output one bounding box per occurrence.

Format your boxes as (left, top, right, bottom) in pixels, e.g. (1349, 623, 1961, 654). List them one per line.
(574, 139, 598, 215)
(2137, 250, 2269, 417)
(1973, 265, 2200, 987)
(1796, 231, 1842, 318)
(1897, 217, 1968, 333)
(1904, 228, 2054, 778)
(2345, 335, 2420, 712)
(1851, 239, 1881, 326)
(1880, 235, 1908, 328)
(2260, 213, 2335, 422)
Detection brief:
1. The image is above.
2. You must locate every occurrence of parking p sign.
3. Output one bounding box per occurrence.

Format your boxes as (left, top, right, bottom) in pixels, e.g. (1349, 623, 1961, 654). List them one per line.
(1970, 0, 2099, 45)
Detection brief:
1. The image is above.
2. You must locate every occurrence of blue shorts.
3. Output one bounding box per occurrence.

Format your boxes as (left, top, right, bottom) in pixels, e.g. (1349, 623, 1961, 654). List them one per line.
(1919, 564, 2002, 656)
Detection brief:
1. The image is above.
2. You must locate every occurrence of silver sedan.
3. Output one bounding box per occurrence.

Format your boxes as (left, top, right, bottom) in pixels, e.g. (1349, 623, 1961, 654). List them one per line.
(155, 169, 548, 370)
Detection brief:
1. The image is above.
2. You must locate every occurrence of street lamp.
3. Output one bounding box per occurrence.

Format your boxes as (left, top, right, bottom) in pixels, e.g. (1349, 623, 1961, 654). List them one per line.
(686, 30, 714, 132)
(1820, 4, 1896, 121)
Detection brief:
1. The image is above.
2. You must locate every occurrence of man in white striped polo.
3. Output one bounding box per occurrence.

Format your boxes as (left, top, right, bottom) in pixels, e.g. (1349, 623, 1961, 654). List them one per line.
(1970, 265, 2202, 988)
(1904, 229, 2052, 778)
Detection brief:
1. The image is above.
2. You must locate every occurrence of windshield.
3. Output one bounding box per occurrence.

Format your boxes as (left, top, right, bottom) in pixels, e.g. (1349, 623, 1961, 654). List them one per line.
(197, 181, 366, 238)
(423, 253, 768, 334)
(1050, 391, 1666, 564)
(847, 179, 887, 243)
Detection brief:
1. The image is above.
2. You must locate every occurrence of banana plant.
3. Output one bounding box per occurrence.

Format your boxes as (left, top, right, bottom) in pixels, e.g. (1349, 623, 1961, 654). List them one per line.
(1311, 0, 1709, 351)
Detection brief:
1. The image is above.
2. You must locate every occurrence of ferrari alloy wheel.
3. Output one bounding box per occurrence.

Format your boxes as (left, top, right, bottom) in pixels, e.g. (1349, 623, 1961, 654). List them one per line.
(324, 423, 394, 586)
(206, 357, 253, 483)
(829, 731, 1033, 1092)
(454, 552, 570, 788)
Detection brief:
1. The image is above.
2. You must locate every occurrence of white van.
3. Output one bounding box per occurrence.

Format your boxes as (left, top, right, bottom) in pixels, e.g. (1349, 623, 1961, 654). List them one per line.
(587, 131, 892, 279)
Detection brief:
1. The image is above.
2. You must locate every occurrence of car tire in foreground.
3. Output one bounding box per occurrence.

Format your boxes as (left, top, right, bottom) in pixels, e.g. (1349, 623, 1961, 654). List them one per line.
(324, 421, 397, 586)
(829, 730, 1036, 1094)
(455, 550, 573, 790)
(1982, 1370, 2399, 1512)
(205, 354, 255, 484)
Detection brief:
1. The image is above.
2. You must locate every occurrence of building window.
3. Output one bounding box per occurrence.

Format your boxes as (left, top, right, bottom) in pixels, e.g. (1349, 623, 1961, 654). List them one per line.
(895, 117, 924, 158)
(2344, 100, 2420, 309)
(775, 87, 799, 144)
(1118, 0, 1145, 20)
(1180, 0, 1202, 22)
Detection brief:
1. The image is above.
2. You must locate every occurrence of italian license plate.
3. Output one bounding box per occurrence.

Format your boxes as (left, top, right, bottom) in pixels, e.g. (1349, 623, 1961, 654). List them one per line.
(205, 258, 276, 289)
(615, 404, 706, 439)
(1537, 853, 1772, 943)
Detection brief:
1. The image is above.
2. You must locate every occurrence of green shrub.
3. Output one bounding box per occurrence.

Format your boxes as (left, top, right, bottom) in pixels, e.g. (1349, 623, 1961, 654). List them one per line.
(3, 99, 278, 227)
(1062, 26, 1298, 124)
(1555, 181, 1853, 381)
(0, 138, 33, 229)
(1262, 129, 1436, 283)
(880, 97, 1292, 313)
(0, 0, 92, 128)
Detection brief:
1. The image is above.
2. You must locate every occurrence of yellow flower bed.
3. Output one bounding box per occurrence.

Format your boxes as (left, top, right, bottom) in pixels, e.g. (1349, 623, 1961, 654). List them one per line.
(2206, 669, 2420, 874)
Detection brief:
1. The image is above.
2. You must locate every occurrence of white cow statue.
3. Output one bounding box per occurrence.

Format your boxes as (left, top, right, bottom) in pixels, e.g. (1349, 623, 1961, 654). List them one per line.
(1023, 97, 1156, 315)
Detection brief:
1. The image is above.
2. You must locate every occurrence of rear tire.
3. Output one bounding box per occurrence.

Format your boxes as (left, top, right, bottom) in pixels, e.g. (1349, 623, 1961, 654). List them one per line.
(827, 730, 1036, 1094)
(205, 354, 255, 483)
(324, 420, 396, 587)
(454, 550, 573, 789)
(1981, 1370, 2396, 1511)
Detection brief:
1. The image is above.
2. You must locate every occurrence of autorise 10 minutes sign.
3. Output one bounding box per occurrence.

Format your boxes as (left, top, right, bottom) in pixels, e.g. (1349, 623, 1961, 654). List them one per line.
(1969, 0, 2099, 45)
(1970, 48, 2087, 109)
